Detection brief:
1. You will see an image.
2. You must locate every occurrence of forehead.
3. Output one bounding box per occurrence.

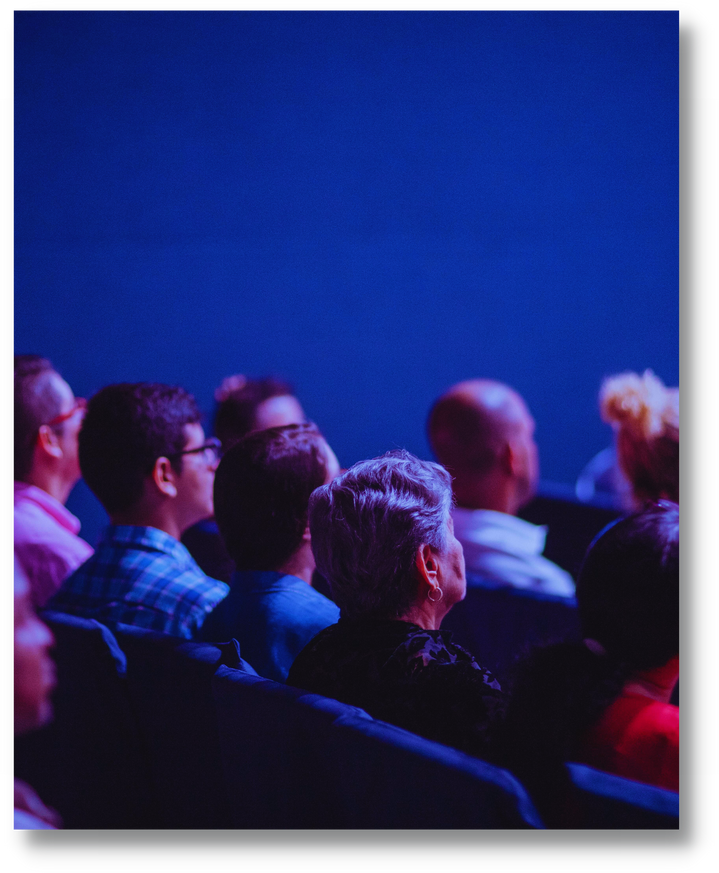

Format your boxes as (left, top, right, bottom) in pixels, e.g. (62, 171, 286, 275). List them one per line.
(47, 372, 74, 408)
(254, 395, 305, 430)
(182, 421, 206, 449)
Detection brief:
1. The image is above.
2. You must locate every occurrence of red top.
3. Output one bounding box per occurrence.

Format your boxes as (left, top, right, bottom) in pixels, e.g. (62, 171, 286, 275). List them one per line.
(578, 657, 679, 793)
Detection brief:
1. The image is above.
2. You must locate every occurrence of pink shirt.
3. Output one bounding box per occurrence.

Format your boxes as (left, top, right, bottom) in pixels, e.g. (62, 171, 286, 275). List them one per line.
(14, 482, 94, 608)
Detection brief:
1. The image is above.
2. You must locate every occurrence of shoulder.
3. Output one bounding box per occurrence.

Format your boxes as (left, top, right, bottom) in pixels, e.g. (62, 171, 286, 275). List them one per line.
(393, 627, 502, 690)
(593, 696, 679, 792)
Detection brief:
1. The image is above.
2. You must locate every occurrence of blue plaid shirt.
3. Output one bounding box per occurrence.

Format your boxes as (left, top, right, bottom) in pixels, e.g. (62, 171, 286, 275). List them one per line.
(49, 525, 229, 639)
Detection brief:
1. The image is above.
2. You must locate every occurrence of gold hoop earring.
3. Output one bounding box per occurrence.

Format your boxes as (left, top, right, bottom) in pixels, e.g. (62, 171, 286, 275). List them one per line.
(427, 586, 443, 603)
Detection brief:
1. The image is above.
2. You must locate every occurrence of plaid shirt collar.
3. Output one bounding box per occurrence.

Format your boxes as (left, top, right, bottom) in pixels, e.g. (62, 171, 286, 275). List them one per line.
(99, 525, 197, 569)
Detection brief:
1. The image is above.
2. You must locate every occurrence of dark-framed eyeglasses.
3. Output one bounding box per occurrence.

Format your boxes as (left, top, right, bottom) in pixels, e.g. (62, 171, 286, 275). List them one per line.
(46, 397, 87, 428)
(168, 437, 222, 465)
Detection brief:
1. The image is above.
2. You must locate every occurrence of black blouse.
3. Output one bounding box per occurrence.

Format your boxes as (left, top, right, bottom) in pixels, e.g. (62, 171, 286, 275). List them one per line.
(287, 618, 503, 759)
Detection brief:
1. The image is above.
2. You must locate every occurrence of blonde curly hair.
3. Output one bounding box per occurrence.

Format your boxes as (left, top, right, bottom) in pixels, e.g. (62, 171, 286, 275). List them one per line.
(599, 370, 678, 505)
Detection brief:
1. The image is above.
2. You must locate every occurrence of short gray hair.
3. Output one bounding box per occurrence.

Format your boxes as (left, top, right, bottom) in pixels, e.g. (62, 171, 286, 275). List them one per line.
(309, 450, 454, 619)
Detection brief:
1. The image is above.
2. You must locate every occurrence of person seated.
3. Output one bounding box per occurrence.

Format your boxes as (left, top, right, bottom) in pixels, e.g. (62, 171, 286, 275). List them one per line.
(427, 379, 574, 598)
(200, 423, 341, 681)
(182, 374, 306, 582)
(497, 501, 679, 820)
(14, 355, 94, 607)
(602, 369, 678, 506)
(14, 559, 62, 829)
(287, 450, 504, 759)
(48, 383, 228, 638)
(576, 370, 678, 510)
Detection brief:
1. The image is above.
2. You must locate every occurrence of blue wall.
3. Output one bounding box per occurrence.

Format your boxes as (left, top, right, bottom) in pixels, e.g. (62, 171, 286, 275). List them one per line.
(15, 11, 678, 545)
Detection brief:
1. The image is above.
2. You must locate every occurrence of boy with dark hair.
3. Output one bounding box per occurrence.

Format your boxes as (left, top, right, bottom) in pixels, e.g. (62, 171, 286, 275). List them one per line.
(182, 373, 306, 582)
(201, 423, 340, 681)
(49, 383, 228, 638)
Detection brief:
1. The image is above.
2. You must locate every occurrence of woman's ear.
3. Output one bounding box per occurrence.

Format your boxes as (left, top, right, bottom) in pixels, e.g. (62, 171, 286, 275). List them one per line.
(152, 457, 178, 498)
(302, 524, 312, 543)
(415, 542, 439, 585)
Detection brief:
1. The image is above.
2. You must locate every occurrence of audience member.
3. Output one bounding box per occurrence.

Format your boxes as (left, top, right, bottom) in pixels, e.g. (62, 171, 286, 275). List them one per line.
(213, 373, 306, 452)
(599, 369, 679, 507)
(288, 450, 503, 758)
(202, 423, 341, 681)
(14, 558, 62, 829)
(14, 355, 94, 607)
(182, 374, 306, 582)
(428, 379, 574, 598)
(498, 501, 679, 821)
(48, 383, 228, 638)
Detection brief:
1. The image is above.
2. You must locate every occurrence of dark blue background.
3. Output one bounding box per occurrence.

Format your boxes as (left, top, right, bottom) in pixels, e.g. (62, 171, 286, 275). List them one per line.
(15, 11, 678, 545)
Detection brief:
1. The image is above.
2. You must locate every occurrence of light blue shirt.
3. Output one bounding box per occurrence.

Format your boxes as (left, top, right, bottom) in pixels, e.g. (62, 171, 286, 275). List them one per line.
(452, 507, 576, 599)
(199, 569, 340, 682)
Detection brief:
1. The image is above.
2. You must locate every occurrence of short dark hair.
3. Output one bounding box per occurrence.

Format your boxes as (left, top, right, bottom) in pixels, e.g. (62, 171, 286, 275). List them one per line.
(14, 355, 63, 481)
(213, 423, 329, 571)
(578, 499, 679, 669)
(309, 450, 453, 620)
(213, 376, 296, 451)
(79, 383, 201, 515)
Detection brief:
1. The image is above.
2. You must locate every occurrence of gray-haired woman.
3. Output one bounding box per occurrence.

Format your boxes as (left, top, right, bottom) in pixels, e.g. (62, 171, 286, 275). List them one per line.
(287, 450, 503, 758)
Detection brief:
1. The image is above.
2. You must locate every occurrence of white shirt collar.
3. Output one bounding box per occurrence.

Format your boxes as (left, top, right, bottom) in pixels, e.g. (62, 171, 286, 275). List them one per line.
(451, 507, 548, 557)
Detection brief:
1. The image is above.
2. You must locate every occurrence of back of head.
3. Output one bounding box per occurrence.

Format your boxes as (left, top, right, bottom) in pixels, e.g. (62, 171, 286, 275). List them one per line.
(428, 381, 506, 475)
(309, 450, 452, 619)
(213, 374, 303, 451)
(498, 501, 679, 813)
(578, 500, 679, 670)
(214, 422, 330, 571)
(427, 379, 537, 511)
(600, 369, 679, 505)
(14, 355, 62, 481)
(79, 383, 200, 515)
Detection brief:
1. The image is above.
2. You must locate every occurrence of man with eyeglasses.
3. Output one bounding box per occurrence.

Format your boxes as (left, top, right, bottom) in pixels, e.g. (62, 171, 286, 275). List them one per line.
(14, 356, 94, 607)
(48, 383, 228, 639)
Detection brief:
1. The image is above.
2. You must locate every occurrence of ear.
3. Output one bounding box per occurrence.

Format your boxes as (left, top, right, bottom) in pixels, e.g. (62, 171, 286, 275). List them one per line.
(151, 457, 178, 498)
(36, 425, 63, 460)
(414, 542, 440, 586)
(501, 441, 518, 476)
(301, 524, 312, 543)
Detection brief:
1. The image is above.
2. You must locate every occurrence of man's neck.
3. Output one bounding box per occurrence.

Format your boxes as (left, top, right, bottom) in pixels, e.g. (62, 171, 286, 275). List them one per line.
(275, 542, 315, 585)
(453, 474, 518, 515)
(23, 469, 74, 506)
(110, 505, 183, 541)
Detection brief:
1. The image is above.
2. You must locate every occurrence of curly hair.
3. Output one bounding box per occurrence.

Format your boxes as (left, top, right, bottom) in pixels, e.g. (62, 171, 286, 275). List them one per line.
(308, 450, 453, 620)
(600, 369, 678, 504)
(78, 383, 201, 514)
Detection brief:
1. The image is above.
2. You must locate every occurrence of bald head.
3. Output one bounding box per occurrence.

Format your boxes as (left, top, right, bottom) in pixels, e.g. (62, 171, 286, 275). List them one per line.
(428, 380, 539, 513)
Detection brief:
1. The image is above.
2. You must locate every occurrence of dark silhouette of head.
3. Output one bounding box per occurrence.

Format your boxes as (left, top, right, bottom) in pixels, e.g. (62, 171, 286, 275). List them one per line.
(214, 422, 338, 572)
(577, 499, 679, 669)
